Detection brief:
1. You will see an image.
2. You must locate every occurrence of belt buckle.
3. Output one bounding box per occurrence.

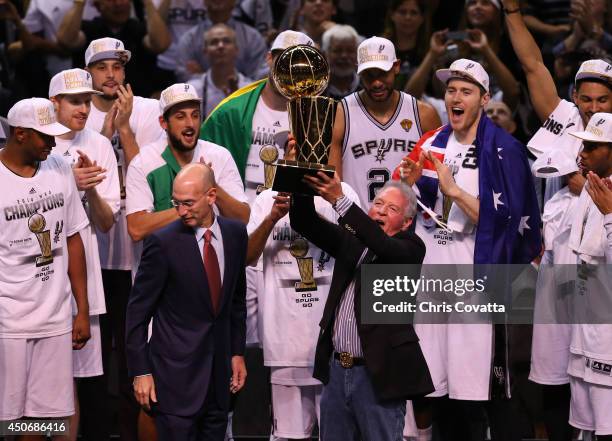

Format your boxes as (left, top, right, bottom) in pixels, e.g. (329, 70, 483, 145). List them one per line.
(339, 352, 354, 368)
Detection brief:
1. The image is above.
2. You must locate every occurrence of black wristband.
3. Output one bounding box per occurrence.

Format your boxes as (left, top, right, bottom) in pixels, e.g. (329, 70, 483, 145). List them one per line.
(503, 7, 520, 14)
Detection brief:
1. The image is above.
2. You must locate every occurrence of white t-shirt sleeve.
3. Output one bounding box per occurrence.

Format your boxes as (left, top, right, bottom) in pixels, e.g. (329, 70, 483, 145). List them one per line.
(214, 147, 248, 203)
(133, 98, 165, 148)
(95, 135, 121, 217)
(126, 154, 155, 215)
(246, 190, 273, 269)
(22, 0, 44, 33)
(60, 159, 90, 236)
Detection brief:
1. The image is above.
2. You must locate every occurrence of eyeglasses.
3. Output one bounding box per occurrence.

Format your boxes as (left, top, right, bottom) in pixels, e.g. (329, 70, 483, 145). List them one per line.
(171, 187, 213, 209)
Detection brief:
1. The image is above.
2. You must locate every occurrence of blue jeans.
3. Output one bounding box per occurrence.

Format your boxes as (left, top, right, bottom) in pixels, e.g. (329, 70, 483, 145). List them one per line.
(320, 358, 406, 441)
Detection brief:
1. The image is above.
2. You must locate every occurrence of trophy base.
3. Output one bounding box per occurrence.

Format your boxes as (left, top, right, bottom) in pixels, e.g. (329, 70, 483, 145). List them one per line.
(294, 281, 317, 292)
(35, 255, 54, 267)
(256, 184, 269, 195)
(272, 160, 335, 196)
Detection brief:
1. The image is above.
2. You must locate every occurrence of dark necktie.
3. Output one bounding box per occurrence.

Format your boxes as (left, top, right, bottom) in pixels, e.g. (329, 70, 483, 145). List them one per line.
(203, 229, 222, 314)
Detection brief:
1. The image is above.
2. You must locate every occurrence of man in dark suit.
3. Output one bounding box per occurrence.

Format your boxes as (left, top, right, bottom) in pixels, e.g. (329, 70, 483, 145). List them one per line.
(289, 173, 434, 441)
(126, 163, 247, 441)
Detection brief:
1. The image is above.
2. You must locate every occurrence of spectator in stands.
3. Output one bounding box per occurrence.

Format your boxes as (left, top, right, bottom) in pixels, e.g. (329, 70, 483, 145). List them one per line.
(233, 0, 274, 37)
(522, 0, 571, 40)
(175, 0, 268, 82)
(292, 0, 337, 46)
(383, 0, 432, 90)
(153, 0, 208, 92)
(188, 23, 253, 117)
(322, 24, 360, 100)
(22, 0, 100, 77)
(57, 0, 172, 98)
(552, 0, 612, 59)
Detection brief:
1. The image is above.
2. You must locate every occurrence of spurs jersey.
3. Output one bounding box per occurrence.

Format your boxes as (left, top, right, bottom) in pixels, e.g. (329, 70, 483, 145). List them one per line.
(341, 91, 422, 208)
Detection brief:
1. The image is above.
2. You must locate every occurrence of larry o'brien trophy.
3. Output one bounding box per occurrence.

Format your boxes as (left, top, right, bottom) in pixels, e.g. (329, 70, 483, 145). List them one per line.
(28, 213, 53, 267)
(256, 145, 279, 194)
(290, 238, 317, 292)
(271, 44, 335, 195)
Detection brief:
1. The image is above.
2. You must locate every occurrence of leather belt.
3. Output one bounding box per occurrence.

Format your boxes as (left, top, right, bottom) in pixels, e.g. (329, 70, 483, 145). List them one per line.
(334, 351, 365, 368)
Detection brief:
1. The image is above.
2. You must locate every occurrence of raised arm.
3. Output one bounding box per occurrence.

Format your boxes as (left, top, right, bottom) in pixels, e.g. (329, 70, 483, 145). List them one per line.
(143, 0, 172, 54)
(502, 0, 560, 121)
(404, 30, 449, 99)
(56, 0, 86, 50)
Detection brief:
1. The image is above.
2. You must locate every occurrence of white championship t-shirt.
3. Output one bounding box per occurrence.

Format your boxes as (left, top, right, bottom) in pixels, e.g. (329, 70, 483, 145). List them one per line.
(417, 133, 479, 264)
(52, 128, 121, 316)
(0, 156, 89, 338)
(86, 96, 164, 270)
(342, 91, 423, 208)
(245, 97, 289, 203)
(247, 183, 360, 384)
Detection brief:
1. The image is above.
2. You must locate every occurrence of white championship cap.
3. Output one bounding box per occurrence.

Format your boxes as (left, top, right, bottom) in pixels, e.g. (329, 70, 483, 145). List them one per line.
(270, 30, 314, 52)
(159, 83, 202, 114)
(7, 98, 70, 136)
(570, 112, 612, 143)
(436, 58, 490, 92)
(575, 59, 612, 83)
(357, 36, 397, 74)
(85, 37, 131, 66)
(531, 148, 580, 178)
(49, 68, 102, 97)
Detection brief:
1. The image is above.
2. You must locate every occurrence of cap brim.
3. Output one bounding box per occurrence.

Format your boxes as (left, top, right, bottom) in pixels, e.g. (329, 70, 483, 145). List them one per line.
(436, 69, 484, 89)
(357, 60, 394, 75)
(53, 87, 103, 96)
(36, 122, 71, 136)
(569, 130, 612, 143)
(87, 50, 132, 66)
(575, 71, 612, 82)
(161, 97, 203, 114)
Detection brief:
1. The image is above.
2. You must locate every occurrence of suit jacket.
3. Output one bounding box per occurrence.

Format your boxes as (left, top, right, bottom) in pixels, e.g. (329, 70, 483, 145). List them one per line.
(125, 217, 247, 416)
(289, 195, 434, 401)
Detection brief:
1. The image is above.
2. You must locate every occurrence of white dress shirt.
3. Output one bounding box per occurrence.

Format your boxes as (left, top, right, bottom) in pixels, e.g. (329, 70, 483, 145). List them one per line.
(194, 215, 225, 281)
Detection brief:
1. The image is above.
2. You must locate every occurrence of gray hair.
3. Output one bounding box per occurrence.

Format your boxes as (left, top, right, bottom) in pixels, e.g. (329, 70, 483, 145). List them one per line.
(321, 24, 360, 53)
(378, 181, 417, 220)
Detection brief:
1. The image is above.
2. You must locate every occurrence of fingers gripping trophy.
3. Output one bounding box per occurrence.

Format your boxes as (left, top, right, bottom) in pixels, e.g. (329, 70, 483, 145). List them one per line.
(271, 44, 336, 195)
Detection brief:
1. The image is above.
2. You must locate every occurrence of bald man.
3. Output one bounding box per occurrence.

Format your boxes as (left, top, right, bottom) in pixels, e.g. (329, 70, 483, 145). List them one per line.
(126, 163, 248, 441)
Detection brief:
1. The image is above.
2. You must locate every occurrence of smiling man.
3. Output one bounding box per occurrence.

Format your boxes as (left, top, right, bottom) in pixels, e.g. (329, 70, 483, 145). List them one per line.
(288, 174, 433, 441)
(49, 67, 121, 441)
(394, 58, 541, 441)
(330, 35, 441, 209)
(0, 98, 90, 429)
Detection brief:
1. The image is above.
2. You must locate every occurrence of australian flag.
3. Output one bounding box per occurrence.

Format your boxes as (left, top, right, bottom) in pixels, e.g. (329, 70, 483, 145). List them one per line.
(394, 112, 542, 264)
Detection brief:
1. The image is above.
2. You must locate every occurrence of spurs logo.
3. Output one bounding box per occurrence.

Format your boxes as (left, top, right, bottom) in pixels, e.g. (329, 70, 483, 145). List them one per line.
(378, 45, 385, 53)
(115, 41, 120, 49)
(317, 251, 331, 272)
(375, 139, 392, 163)
(596, 118, 606, 127)
(54, 220, 63, 244)
(606, 65, 612, 72)
(184, 84, 190, 92)
(465, 63, 475, 70)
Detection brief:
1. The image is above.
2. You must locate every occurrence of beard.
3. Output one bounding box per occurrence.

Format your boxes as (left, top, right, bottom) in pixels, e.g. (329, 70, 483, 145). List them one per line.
(168, 128, 199, 152)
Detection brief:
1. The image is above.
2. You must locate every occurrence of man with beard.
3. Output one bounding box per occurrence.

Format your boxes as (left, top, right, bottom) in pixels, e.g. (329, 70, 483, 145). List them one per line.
(331, 36, 441, 209)
(49, 68, 121, 441)
(126, 83, 248, 245)
(83, 37, 165, 441)
(394, 58, 541, 441)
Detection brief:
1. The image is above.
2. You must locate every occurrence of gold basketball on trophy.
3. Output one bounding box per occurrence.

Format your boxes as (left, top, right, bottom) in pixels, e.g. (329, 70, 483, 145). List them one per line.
(28, 213, 46, 233)
(273, 45, 330, 99)
(289, 238, 309, 258)
(271, 45, 336, 195)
